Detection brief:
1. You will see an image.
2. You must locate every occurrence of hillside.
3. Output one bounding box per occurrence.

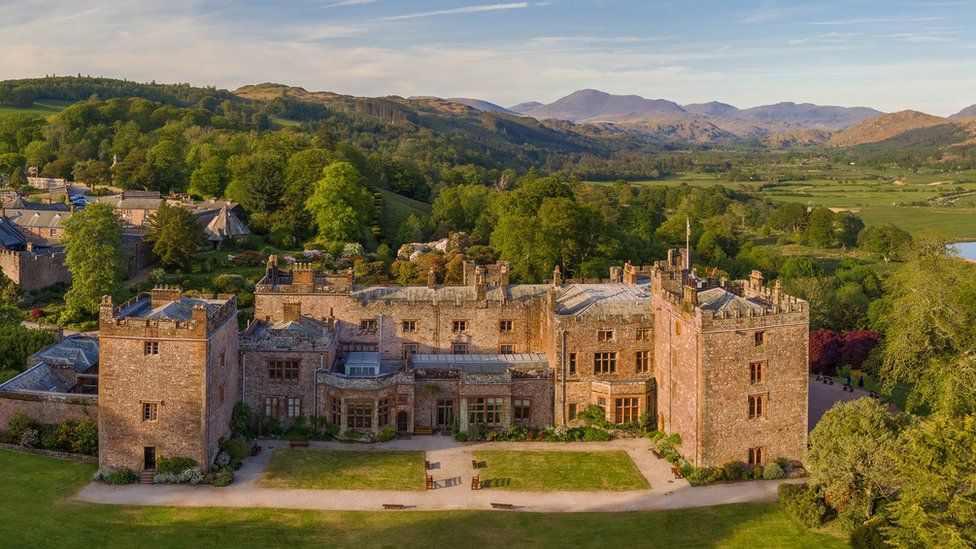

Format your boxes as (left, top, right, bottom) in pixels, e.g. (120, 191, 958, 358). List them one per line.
(764, 128, 833, 148)
(509, 101, 543, 114)
(614, 118, 735, 143)
(828, 110, 952, 147)
(950, 105, 976, 119)
(446, 98, 518, 116)
(520, 89, 690, 122)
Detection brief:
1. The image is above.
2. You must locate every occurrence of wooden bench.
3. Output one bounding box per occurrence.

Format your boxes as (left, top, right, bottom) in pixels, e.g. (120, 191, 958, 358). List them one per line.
(671, 465, 685, 479)
(425, 475, 434, 490)
(425, 460, 431, 470)
(471, 459, 479, 469)
(289, 439, 310, 448)
(471, 475, 480, 490)
(382, 504, 406, 510)
(652, 450, 663, 459)
(250, 444, 262, 457)
(414, 427, 434, 435)
(490, 502, 514, 510)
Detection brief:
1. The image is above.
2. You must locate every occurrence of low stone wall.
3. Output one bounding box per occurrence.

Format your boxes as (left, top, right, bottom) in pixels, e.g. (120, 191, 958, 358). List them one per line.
(0, 391, 97, 428)
(0, 442, 97, 463)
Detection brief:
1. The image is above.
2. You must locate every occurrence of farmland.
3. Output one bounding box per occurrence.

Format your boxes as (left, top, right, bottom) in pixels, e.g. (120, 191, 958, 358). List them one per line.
(0, 99, 73, 118)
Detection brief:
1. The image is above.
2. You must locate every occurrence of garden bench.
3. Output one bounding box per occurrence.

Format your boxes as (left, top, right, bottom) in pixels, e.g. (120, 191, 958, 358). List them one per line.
(490, 502, 514, 510)
(425, 460, 431, 470)
(471, 475, 480, 490)
(414, 427, 434, 435)
(289, 439, 310, 448)
(652, 450, 663, 459)
(425, 475, 434, 490)
(472, 459, 479, 469)
(382, 504, 406, 510)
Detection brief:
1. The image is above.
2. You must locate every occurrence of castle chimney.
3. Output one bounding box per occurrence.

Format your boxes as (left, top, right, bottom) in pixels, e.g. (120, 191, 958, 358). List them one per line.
(463, 260, 476, 286)
(498, 262, 510, 288)
(683, 284, 698, 306)
(282, 302, 302, 323)
(293, 263, 314, 286)
(552, 265, 562, 286)
(266, 255, 279, 285)
(25, 242, 33, 253)
(609, 266, 622, 283)
(151, 286, 182, 309)
(99, 295, 115, 327)
(773, 279, 783, 303)
(427, 268, 436, 289)
(475, 266, 486, 300)
(749, 270, 764, 291)
(191, 304, 209, 323)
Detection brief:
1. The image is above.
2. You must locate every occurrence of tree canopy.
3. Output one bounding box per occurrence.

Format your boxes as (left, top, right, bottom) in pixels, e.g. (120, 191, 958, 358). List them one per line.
(61, 202, 127, 321)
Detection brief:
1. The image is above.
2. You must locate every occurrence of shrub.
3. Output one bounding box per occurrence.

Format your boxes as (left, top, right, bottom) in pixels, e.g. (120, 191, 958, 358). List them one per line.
(19, 427, 39, 448)
(345, 428, 362, 440)
(179, 468, 204, 484)
(377, 426, 397, 442)
(213, 470, 234, 487)
(99, 467, 138, 485)
(220, 438, 250, 461)
(230, 402, 252, 437)
(849, 516, 889, 549)
(153, 473, 181, 484)
(779, 483, 831, 528)
(722, 460, 749, 481)
(453, 431, 469, 442)
(156, 456, 198, 475)
(582, 427, 612, 441)
(763, 462, 785, 480)
(71, 419, 98, 455)
(8, 411, 33, 439)
(576, 405, 611, 429)
(752, 466, 764, 479)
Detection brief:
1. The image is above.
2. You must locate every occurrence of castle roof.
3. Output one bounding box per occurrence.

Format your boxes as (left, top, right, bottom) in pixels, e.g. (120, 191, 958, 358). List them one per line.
(5, 209, 71, 230)
(197, 206, 250, 241)
(0, 363, 74, 394)
(118, 295, 229, 321)
(555, 282, 651, 317)
(242, 315, 333, 347)
(0, 217, 26, 249)
(697, 287, 769, 314)
(349, 284, 550, 303)
(411, 353, 549, 374)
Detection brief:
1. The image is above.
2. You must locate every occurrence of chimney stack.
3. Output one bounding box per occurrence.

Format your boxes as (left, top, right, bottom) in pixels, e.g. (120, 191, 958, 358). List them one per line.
(282, 302, 302, 323)
(293, 263, 314, 286)
(552, 265, 562, 286)
(151, 286, 182, 309)
(427, 268, 436, 289)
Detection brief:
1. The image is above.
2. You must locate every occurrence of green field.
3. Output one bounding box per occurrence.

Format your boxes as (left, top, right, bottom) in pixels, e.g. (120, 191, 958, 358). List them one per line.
(0, 100, 73, 118)
(0, 449, 845, 548)
(377, 186, 431, 236)
(474, 450, 649, 491)
(261, 449, 426, 490)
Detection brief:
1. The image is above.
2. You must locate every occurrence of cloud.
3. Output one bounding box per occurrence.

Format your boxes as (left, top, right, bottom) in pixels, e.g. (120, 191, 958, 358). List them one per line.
(386, 2, 534, 21)
(319, 0, 377, 7)
(741, 4, 808, 24)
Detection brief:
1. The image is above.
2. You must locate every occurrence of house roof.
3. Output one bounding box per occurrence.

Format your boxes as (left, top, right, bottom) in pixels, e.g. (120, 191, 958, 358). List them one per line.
(0, 363, 74, 394)
(349, 284, 550, 304)
(5, 209, 71, 230)
(30, 336, 99, 374)
(555, 283, 651, 316)
(118, 295, 228, 322)
(198, 206, 250, 241)
(0, 217, 26, 249)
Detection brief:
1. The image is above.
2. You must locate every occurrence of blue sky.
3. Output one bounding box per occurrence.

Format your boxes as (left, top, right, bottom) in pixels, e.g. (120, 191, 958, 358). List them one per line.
(1, 0, 975, 114)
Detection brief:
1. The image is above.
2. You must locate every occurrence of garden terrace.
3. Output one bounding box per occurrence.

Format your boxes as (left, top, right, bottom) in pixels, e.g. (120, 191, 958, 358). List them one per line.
(261, 449, 426, 491)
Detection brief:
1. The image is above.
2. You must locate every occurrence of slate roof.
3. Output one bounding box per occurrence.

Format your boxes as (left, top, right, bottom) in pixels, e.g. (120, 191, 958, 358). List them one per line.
(697, 287, 769, 314)
(30, 336, 99, 374)
(5, 209, 71, 230)
(197, 206, 250, 241)
(555, 283, 651, 316)
(0, 217, 26, 249)
(349, 284, 549, 303)
(118, 295, 228, 321)
(0, 363, 74, 393)
(411, 353, 550, 374)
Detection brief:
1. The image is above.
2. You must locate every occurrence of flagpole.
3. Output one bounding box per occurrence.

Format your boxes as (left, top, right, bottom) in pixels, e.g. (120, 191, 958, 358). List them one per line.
(685, 218, 691, 271)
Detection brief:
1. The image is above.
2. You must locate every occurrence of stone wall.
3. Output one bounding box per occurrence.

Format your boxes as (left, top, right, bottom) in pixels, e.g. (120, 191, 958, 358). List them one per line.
(0, 248, 70, 292)
(241, 348, 333, 425)
(0, 392, 96, 428)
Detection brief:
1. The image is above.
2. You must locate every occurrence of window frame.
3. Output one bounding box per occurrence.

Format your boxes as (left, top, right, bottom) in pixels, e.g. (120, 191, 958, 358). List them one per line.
(635, 327, 651, 341)
(593, 351, 617, 374)
(267, 359, 300, 382)
(748, 393, 767, 419)
(141, 401, 159, 422)
(754, 331, 766, 346)
(287, 397, 302, 419)
(597, 329, 614, 342)
(748, 446, 765, 467)
(750, 360, 766, 384)
(143, 341, 159, 356)
(498, 319, 513, 333)
(264, 396, 280, 418)
(452, 343, 468, 355)
(359, 319, 378, 334)
(401, 320, 418, 333)
(467, 397, 504, 426)
(402, 343, 419, 360)
(378, 398, 391, 427)
(513, 398, 531, 422)
(568, 352, 577, 375)
(346, 401, 373, 429)
(636, 350, 651, 373)
(451, 320, 467, 333)
(499, 344, 515, 354)
(614, 397, 639, 424)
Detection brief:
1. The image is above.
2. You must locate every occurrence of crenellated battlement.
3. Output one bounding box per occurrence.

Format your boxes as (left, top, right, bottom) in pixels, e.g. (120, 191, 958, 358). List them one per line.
(99, 289, 238, 339)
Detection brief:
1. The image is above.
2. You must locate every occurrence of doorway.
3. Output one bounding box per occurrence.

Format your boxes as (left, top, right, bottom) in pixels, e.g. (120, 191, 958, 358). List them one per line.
(396, 411, 409, 433)
(143, 446, 156, 470)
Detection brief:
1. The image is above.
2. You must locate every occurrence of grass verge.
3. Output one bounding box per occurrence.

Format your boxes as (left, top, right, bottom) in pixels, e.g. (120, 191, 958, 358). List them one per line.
(474, 450, 649, 491)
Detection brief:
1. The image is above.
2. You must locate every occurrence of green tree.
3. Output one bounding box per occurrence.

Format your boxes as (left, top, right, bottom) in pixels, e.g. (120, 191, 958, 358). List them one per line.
(188, 155, 229, 198)
(225, 151, 285, 214)
(886, 415, 976, 548)
(805, 207, 836, 247)
(858, 224, 911, 262)
(146, 139, 187, 193)
(61, 202, 127, 320)
(285, 148, 333, 206)
(0, 152, 26, 177)
(144, 203, 207, 270)
(807, 399, 907, 526)
(72, 159, 112, 189)
(305, 161, 372, 242)
(878, 233, 976, 416)
(836, 212, 865, 248)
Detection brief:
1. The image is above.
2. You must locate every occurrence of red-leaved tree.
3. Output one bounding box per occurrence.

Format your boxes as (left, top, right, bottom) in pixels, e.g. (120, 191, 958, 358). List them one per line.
(842, 331, 883, 370)
(810, 329, 843, 375)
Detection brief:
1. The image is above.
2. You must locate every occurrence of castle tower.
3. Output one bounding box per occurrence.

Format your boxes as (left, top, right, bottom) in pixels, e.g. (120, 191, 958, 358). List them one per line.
(97, 287, 239, 472)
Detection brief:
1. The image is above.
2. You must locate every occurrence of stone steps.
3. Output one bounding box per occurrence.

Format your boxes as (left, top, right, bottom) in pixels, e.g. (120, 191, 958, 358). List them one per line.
(139, 469, 155, 485)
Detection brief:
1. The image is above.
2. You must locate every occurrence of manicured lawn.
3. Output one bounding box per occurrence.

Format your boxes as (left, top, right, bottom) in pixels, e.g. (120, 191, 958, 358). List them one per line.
(0, 99, 73, 119)
(0, 449, 845, 548)
(261, 449, 426, 490)
(473, 450, 649, 491)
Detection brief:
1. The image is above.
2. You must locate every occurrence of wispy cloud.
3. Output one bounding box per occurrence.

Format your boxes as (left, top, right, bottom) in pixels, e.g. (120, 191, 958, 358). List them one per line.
(320, 0, 377, 8)
(386, 2, 535, 21)
(741, 4, 808, 24)
(804, 16, 941, 25)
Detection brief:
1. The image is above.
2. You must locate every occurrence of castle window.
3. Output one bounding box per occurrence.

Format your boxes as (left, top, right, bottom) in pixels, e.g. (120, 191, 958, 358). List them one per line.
(287, 397, 302, 419)
(264, 397, 279, 418)
(514, 399, 531, 422)
(403, 343, 419, 360)
(748, 446, 765, 467)
(468, 397, 503, 425)
(636, 327, 651, 341)
(597, 329, 614, 342)
(141, 402, 158, 422)
(499, 320, 513, 333)
(143, 341, 159, 356)
(614, 397, 639, 423)
(636, 351, 652, 373)
(593, 352, 617, 374)
(359, 319, 377, 334)
(347, 401, 373, 429)
(748, 393, 767, 419)
(755, 331, 766, 346)
(750, 361, 766, 384)
(402, 320, 418, 333)
(378, 398, 391, 427)
(330, 397, 341, 425)
(452, 343, 468, 355)
(436, 400, 455, 427)
(268, 360, 300, 381)
(568, 353, 577, 375)
(499, 344, 515, 354)
(452, 320, 467, 333)
(568, 403, 578, 420)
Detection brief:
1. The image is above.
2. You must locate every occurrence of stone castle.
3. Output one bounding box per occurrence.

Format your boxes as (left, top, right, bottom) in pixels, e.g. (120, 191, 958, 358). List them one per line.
(85, 249, 808, 472)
